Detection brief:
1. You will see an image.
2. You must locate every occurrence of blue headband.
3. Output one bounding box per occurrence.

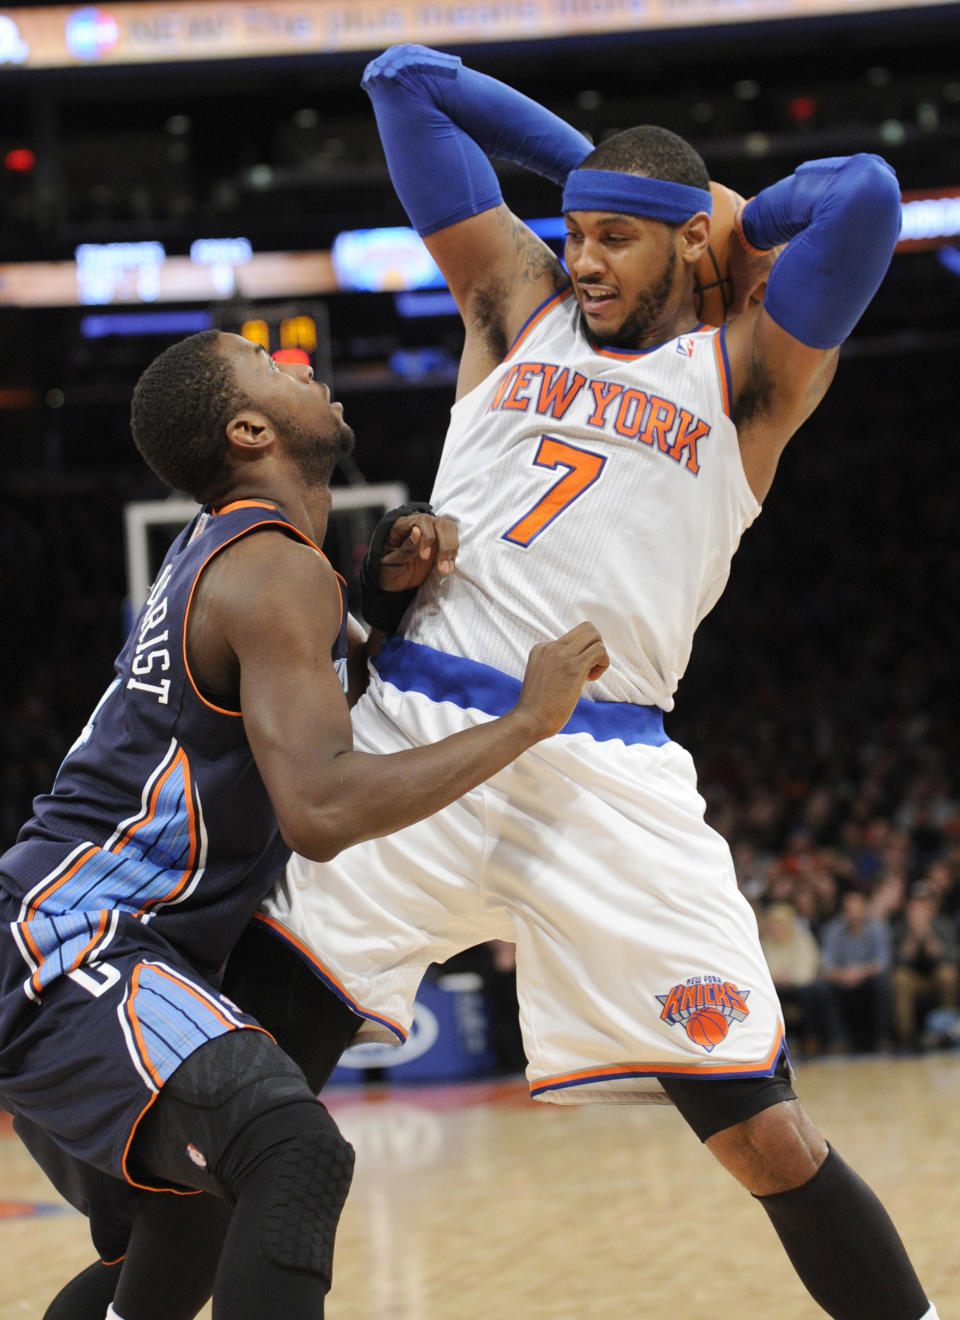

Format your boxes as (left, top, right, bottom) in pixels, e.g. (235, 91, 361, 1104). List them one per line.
(561, 170, 713, 223)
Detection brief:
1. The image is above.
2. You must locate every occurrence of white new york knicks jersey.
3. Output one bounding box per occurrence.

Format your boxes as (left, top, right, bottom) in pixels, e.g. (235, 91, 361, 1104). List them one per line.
(266, 289, 787, 1101)
(406, 289, 761, 710)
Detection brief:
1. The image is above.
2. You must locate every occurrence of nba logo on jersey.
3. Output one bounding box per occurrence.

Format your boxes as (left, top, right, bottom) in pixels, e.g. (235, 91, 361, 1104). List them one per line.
(187, 511, 211, 545)
(655, 975, 751, 1052)
(676, 337, 695, 358)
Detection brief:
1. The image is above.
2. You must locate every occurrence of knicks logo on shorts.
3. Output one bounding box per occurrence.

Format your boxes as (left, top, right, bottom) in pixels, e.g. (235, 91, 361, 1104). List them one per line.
(655, 975, 751, 1053)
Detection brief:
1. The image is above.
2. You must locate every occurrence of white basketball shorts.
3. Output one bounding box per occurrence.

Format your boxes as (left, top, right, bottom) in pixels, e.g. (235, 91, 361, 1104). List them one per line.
(261, 639, 786, 1105)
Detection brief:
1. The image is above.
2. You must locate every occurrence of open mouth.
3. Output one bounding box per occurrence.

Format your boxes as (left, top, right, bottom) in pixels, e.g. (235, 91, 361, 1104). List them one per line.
(579, 286, 618, 315)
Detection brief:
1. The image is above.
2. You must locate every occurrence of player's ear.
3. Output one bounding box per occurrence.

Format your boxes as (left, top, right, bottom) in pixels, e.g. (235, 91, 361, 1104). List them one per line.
(680, 211, 711, 264)
(225, 410, 276, 456)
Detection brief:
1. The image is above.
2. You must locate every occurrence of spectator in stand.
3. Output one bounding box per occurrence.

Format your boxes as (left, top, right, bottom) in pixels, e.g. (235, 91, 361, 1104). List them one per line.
(820, 887, 893, 1053)
(791, 864, 841, 938)
(797, 786, 840, 844)
(920, 859, 960, 926)
(810, 866, 842, 925)
(759, 903, 829, 1056)
(891, 885, 959, 1051)
(793, 884, 827, 936)
(942, 827, 960, 893)
(732, 839, 771, 906)
(878, 829, 912, 883)
(764, 862, 799, 909)
(852, 817, 896, 889)
(870, 870, 908, 925)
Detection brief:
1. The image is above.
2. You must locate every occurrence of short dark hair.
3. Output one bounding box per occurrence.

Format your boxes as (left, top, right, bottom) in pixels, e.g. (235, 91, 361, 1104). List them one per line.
(841, 884, 869, 905)
(579, 126, 709, 192)
(130, 330, 248, 501)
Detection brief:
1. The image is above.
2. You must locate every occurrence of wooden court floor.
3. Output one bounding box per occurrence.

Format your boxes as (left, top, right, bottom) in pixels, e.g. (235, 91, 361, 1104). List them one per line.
(3, 1053, 959, 1319)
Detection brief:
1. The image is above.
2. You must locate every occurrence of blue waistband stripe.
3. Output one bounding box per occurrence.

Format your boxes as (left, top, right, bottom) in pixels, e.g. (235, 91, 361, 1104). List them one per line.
(373, 638, 668, 747)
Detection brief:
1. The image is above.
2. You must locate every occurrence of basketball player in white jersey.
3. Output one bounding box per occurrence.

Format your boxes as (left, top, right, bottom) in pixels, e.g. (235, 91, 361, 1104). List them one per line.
(258, 45, 940, 1320)
(65, 45, 937, 1320)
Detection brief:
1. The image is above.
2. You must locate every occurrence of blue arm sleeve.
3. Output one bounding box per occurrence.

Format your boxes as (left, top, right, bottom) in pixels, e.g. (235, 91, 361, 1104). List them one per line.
(740, 154, 902, 349)
(362, 44, 592, 238)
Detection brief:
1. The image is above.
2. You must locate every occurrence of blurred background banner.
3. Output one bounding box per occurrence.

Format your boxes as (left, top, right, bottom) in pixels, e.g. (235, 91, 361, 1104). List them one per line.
(1, 193, 958, 308)
(328, 974, 496, 1086)
(1, 0, 954, 69)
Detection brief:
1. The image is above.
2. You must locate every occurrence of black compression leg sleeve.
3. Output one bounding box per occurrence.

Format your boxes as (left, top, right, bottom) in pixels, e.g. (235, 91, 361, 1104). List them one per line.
(43, 1259, 122, 1320)
(113, 1193, 232, 1320)
(211, 1101, 355, 1319)
(125, 1031, 354, 1319)
(758, 1145, 930, 1320)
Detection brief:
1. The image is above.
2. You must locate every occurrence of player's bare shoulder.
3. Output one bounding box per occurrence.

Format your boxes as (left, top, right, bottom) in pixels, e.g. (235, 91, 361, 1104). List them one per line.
(198, 529, 339, 656)
(188, 529, 327, 699)
(456, 208, 568, 396)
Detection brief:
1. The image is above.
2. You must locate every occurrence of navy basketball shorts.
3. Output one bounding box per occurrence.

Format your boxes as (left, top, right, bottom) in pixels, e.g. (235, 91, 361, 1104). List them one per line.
(0, 898, 263, 1196)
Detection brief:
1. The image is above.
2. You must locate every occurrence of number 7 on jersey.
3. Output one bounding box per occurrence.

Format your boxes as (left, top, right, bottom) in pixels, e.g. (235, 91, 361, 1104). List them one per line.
(502, 436, 607, 548)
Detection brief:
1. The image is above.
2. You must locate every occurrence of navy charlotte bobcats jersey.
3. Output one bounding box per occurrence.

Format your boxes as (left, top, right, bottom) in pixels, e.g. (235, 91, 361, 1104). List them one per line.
(0, 499, 347, 1000)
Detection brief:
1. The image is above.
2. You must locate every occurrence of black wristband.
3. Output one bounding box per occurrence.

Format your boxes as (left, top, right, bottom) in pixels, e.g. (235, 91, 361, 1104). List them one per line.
(359, 501, 434, 633)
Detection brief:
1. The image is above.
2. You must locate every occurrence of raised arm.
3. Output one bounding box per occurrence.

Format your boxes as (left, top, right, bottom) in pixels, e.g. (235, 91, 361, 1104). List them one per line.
(724, 153, 902, 501)
(198, 531, 607, 862)
(363, 44, 591, 395)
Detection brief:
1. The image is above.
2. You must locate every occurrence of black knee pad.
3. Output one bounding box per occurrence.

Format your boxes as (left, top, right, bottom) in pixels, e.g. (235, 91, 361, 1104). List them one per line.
(258, 1118, 356, 1287)
(214, 1099, 355, 1289)
(131, 1028, 322, 1197)
(659, 1049, 797, 1142)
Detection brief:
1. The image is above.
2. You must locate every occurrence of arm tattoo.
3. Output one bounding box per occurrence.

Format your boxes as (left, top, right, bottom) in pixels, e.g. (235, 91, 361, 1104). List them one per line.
(506, 211, 567, 290)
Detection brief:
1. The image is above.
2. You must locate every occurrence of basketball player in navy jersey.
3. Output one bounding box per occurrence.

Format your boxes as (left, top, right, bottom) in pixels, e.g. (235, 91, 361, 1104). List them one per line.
(0, 327, 608, 1320)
